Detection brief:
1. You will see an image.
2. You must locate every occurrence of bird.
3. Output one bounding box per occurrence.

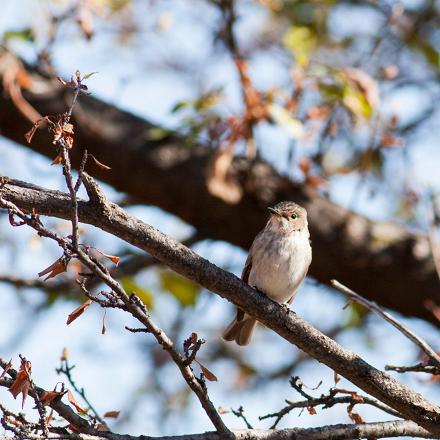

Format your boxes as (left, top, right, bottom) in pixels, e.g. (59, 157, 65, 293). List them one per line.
(222, 201, 312, 346)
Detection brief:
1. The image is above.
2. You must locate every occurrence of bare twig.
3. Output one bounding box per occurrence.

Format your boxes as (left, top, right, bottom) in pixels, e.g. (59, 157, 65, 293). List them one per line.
(385, 362, 440, 375)
(260, 388, 402, 429)
(230, 406, 253, 430)
(331, 280, 440, 367)
(56, 359, 104, 424)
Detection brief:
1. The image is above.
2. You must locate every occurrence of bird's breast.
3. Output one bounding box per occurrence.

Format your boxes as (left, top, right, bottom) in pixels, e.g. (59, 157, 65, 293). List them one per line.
(248, 231, 311, 304)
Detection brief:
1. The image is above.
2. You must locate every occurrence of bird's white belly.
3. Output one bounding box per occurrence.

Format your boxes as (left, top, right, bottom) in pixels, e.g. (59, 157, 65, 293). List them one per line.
(248, 232, 311, 304)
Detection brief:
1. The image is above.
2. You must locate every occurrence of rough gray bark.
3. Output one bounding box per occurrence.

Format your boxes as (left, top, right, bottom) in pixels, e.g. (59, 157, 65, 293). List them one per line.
(1, 176, 439, 435)
(0, 51, 439, 327)
(0, 420, 437, 440)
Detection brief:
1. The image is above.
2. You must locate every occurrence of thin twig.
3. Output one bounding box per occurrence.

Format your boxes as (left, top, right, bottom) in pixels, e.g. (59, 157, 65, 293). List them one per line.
(260, 377, 402, 429)
(385, 362, 440, 375)
(56, 359, 104, 424)
(231, 406, 253, 430)
(331, 280, 440, 367)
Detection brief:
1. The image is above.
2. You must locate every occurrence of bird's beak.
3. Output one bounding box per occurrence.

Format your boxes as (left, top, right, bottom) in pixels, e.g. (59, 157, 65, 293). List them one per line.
(268, 207, 281, 217)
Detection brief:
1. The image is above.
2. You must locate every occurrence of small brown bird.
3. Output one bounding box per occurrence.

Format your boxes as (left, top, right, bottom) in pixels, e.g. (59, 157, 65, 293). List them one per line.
(222, 201, 312, 346)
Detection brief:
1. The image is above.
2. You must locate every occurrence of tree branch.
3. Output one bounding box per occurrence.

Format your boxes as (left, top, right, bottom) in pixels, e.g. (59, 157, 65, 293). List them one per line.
(1, 176, 440, 434)
(0, 420, 438, 440)
(331, 280, 440, 367)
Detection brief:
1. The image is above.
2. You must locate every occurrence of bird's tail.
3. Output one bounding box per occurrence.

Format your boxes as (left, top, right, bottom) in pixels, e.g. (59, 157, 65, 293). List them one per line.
(222, 316, 257, 346)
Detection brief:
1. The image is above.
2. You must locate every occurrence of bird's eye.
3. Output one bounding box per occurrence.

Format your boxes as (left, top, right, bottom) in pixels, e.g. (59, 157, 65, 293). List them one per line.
(291, 213, 297, 220)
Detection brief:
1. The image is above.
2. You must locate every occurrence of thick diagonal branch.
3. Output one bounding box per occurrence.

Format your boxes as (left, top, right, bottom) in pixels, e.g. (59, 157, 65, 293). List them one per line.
(1, 177, 440, 434)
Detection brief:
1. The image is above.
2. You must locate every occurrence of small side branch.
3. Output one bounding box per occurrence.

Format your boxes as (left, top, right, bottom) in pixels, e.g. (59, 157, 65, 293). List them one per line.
(331, 280, 440, 368)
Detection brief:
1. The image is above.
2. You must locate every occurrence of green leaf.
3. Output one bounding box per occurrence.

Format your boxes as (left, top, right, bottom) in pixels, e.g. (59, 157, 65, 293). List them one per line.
(267, 103, 304, 139)
(343, 84, 373, 120)
(146, 127, 169, 141)
(120, 276, 154, 309)
(3, 28, 34, 43)
(159, 271, 200, 307)
(283, 26, 317, 67)
(171, 101, 191, 113)
(318, 82, 344, 102)
(343, 303, 369, 329)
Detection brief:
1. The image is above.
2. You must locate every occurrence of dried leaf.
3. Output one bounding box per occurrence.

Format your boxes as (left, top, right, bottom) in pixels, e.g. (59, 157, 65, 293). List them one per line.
(90, 154, 111, 170)
(334, 371, 341, 385)
(307, 407, 317, 415)
(299, 157, 310, 175)
(380, 134, 404, 148)
(383, 65, 399, 80)
(66, 299, 93, 325)
(206, 147, 242, 204)
(344, 68, 380, 112)
(306, 174, 329, 188)
(103, 410, 120, 418)
(8, 212, 25, 227)
(51, 154, 63, 165)
(197, 361, 218, 382)
(66, 423, 82, 432)
(0, 359, 12, 380)
(334, 388, 364, 403)
(102, 253, 120, 265)
(67, 389, 87, 414)
(57, 76, 67, 86)
(63, 123, 74, 134)
(78, 6, 94, 40)
(347, 404, 365, 424)
(38, 258, 68, 281)
(24, 117, 51, 143)
(40, 390, 65, 405)
(267, 103, 305, 139)
(83, 72, 98, 80)
(97, 422, 110, 431)
(61, 347, 69, 361)
(102, 311, 107, 335)
(9, 357, 32, 408)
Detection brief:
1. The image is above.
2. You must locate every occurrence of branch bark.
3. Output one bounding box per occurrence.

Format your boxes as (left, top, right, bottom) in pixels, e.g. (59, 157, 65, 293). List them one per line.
(0, 50, 439, 327)
(1, 176, 440, 434)
(0, 421, 438, 440)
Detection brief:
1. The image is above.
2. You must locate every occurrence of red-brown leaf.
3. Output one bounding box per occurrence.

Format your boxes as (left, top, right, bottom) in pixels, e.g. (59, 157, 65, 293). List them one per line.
(8, 212, 25, 227)
(38, 258, 67, 281)
(299, 157, 311, 175)
(66, 299, 93, 325)
(9, 357, 32, 408)
(94, 248, 120, 265)
(67, 389, 87, 414)
(306, 174, 328, 188)
(51, 154, 63, 165)
(307, 407, 317, 415)
(347, 406, 365, 424)
(90, 154, 111, 170)
(102, 311, 107, 335)
(197, 361, 218, 382)
(0, 359, 12, 380)
(103, 410, 120, 418)
(40, 390, 65, 405)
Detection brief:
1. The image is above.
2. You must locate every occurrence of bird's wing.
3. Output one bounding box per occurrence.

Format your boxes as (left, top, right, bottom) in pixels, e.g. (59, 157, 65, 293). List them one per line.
(241, 252, 252, 284)
(235, 252, 253, 323)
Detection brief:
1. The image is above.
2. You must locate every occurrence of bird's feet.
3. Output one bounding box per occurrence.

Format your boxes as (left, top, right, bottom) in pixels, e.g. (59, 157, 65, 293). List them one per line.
(281, 303, 294, 314)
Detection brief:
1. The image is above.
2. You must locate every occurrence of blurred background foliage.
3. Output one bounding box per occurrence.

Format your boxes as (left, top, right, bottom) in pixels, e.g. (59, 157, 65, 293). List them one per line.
(0, 0, 439, 437)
